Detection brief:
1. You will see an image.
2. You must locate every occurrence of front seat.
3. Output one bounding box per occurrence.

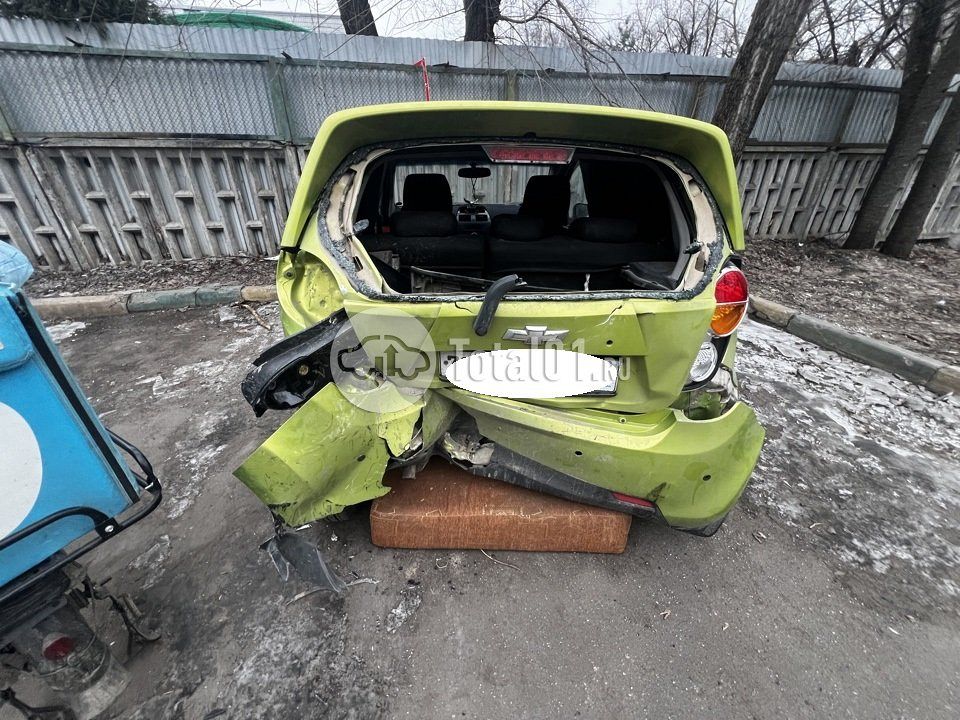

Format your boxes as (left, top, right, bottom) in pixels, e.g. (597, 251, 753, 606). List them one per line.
(390, 174, 457, 237)
(490, 175, 570, 241)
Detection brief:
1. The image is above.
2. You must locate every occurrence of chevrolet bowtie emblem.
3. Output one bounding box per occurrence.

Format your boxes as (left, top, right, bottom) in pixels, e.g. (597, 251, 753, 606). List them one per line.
(502, 325, 569, 345)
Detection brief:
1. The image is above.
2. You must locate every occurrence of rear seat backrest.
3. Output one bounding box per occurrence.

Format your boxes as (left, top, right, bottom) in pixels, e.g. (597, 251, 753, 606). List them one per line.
(488, 214, 545, 242)
(573, 161, 675, 258)
(391, 173, 457, 237)
(569, 218, 640, 243)
(518, 176, 570, 232)
(490, 174, 570, 242)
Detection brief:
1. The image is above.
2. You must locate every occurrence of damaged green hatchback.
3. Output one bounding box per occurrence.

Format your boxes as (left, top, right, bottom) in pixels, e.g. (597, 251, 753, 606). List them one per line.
(235, 101, 765, 536)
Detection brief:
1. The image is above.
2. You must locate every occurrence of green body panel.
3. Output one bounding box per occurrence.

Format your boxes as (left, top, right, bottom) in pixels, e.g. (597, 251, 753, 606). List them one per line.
(439, 391, 764, 528)
(235, 385, 422, 525)
(341, 293, 717, 414)
(277, 245, 345, 336)
(234, 102, 764, 532)
(279, 220, 724, 414)
(236, 380, 763, 529)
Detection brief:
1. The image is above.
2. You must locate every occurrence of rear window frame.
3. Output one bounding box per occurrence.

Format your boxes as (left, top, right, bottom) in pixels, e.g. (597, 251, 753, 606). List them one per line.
(311, 137, 731, 304)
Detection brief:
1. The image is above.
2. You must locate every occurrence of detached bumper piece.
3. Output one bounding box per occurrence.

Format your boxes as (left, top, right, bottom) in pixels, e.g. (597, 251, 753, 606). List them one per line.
(442, 391, 765, 531)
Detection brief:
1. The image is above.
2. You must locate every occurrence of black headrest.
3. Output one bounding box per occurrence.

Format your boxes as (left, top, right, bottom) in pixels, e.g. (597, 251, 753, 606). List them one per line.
(402, 174, 452, 212)
(490, 214, 546, 242)
(391, 211, 458, 238)
(580, 161, 666, 220)
(569, 218, 640, 243)
(520, 175, 570, 230)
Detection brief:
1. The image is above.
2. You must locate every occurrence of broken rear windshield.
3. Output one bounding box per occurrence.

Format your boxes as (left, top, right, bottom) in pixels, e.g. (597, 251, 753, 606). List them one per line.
(346, 143, 708, 295)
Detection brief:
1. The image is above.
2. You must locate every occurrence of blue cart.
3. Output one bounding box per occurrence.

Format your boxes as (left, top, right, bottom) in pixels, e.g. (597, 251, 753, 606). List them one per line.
(0, 275, 161, 719)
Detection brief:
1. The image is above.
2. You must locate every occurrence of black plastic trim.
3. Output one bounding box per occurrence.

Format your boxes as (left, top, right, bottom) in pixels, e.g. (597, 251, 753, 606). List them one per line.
(473, 274, 525, 336)
(443, 445, 658, 520)
(240, 309, 347, 415)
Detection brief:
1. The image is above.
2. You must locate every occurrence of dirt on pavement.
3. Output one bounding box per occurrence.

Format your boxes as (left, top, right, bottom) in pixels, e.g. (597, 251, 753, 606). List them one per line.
(744, 238, 960, 366)
(3, 306, 956, 720)
(23, 256, 277, 297)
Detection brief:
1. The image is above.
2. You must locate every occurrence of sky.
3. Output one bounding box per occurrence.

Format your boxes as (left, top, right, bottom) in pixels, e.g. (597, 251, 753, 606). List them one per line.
(173, 0, 631, 40)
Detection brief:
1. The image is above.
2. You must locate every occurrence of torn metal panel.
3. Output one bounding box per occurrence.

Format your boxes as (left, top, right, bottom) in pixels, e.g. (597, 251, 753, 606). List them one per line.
(420, 391, 458, 447)
(234, 384, 422, 525)
(377, 403, 422, 457)
(438, 389, 765, 529)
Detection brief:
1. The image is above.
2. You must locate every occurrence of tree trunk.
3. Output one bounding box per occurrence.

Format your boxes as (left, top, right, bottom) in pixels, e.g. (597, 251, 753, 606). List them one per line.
(464, 0, 500, 42)
(338, 0, 378, 36)
(843, 0, 948, 249)
(711, 0, 815, 162)
(882, 92, 960, 258)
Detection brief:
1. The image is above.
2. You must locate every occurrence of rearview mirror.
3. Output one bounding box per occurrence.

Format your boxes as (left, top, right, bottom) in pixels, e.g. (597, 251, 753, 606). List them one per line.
(458, 166, 491, 179)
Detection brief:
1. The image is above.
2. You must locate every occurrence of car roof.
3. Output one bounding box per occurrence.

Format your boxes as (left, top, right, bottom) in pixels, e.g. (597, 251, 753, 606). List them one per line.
(283, 101, 743, 251)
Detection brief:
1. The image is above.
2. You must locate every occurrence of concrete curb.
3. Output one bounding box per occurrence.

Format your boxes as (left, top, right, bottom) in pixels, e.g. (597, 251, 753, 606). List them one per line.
(31, 284, 278, 321)
(749, 296, 960, 395)
(27, 286, 959, 395)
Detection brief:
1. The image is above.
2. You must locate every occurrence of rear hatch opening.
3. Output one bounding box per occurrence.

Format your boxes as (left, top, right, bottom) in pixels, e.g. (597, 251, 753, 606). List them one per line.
(325, 141, 724, 300)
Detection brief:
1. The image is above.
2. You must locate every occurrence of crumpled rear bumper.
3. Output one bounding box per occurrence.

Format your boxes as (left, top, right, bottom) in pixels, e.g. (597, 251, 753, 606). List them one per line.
(442, 391, 765, 530)
(235, 377, 764, 532)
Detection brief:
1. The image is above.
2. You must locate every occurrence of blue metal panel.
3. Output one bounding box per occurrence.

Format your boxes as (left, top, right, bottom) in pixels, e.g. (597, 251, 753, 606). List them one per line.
(0, 288, 138, 587)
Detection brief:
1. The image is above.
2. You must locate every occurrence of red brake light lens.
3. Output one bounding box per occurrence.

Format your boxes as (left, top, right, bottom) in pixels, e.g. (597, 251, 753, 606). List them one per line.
(41, 634, 76, 662)
(482, 145, 573, 164)
(711, 267, 749, 336)
(715, 267, 749, 303)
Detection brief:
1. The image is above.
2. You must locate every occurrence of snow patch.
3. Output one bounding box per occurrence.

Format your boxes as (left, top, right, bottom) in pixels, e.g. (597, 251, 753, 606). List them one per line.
(47, 320, 87, 342)
(130, 534, 171, 589)
(738, 319, 960, 607)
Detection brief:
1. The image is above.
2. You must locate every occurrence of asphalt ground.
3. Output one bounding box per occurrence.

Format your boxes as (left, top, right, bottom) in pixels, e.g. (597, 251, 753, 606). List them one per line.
(4, 304, 958, 720)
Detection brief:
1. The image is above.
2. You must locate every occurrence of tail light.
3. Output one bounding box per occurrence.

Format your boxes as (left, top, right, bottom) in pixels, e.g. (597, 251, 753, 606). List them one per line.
(710, 267, 749, 336)
(41, 633, 76, 662)
(687, 340, 719, 384)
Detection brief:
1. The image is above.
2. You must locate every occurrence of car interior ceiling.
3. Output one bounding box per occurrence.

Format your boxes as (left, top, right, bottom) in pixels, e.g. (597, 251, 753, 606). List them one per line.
(353, 145, 694, 294)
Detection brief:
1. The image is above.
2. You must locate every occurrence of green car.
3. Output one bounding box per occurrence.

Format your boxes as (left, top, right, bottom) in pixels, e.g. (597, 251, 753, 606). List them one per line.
(235, 101, 764, 536)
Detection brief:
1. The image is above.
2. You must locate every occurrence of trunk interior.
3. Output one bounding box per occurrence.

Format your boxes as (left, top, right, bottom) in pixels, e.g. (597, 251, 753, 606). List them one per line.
(350, 143, 698, 295)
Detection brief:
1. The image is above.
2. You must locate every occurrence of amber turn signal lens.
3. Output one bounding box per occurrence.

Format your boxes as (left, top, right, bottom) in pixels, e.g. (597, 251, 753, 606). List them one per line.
(711, 302, 747, 336)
